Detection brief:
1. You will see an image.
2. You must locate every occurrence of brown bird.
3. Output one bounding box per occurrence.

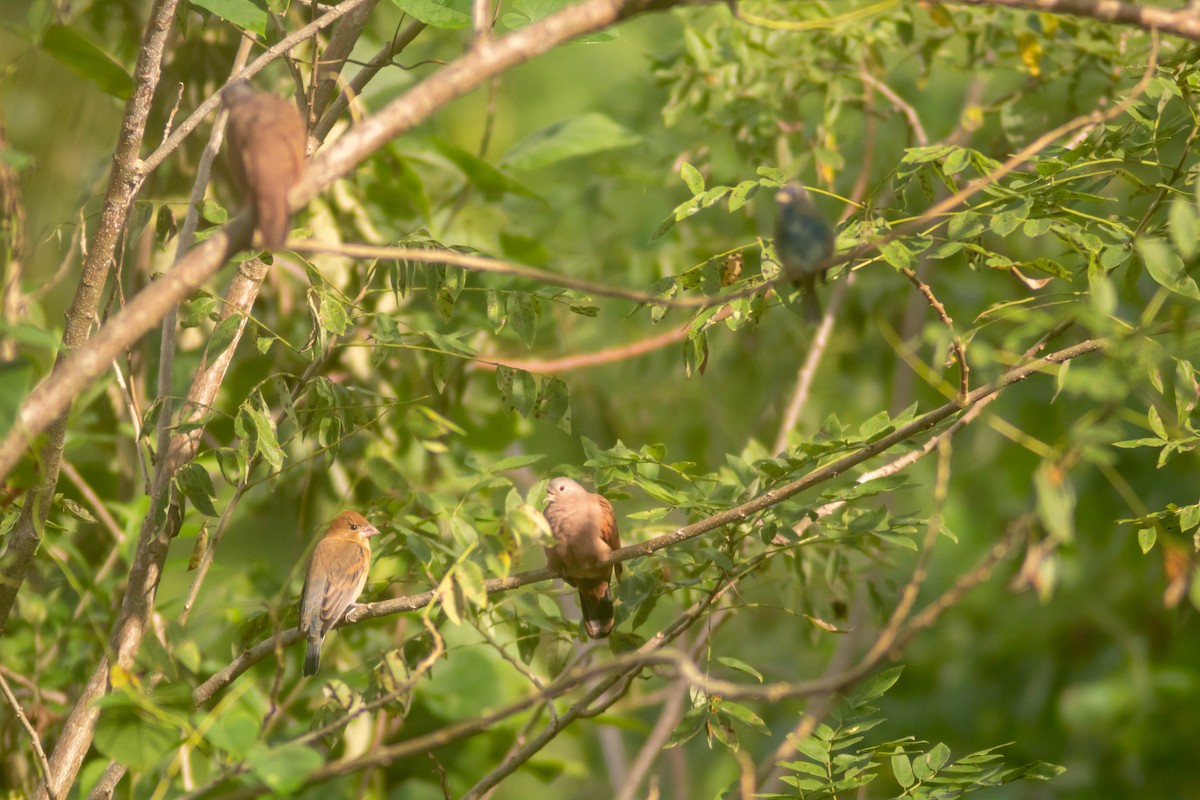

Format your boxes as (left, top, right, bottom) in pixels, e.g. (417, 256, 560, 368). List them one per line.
(299, 511, 380, 676)
(221, 80, 306, 250)
(542, 477, 623, 638)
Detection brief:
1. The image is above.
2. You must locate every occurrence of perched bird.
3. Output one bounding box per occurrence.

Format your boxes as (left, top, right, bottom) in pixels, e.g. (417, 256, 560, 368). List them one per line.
(299, 511, 380, 676)
(774, 182, 835, 324)
(542, 477, 622, 638)
(221, 80, 307, 250)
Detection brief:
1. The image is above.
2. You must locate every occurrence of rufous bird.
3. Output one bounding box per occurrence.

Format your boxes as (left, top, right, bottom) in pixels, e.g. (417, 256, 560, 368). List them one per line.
(775, 182, 835, 324)
(221, 80, 306, 250)
(542, 477, 623, 638)
(299, 511, 380, 676)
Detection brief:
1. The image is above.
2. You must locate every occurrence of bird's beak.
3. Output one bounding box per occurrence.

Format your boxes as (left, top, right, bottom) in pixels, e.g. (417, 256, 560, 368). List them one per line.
(363, 523, 382, 538)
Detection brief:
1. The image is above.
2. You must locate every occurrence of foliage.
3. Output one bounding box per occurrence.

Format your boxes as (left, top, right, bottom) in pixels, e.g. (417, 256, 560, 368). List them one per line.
(2, 0, 1200, 798)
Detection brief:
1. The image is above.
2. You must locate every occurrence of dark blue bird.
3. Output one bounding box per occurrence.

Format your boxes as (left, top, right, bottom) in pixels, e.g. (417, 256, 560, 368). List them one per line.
(774, 182, 835, 324)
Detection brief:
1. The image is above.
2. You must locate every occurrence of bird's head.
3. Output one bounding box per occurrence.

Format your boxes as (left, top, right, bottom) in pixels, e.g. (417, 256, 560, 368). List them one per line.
(545, 477, 586, 505)
(775, 182, 813, 209)
(221, 80, 256, 110)
(330, 511, 381, 541)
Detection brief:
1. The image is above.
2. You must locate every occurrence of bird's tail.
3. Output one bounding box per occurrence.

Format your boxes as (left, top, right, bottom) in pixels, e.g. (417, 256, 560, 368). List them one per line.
(256, 192, 289, 250)
(800, 287, 822, 325)
(303, 638, 322, 677)
(577, 580, 615, 639)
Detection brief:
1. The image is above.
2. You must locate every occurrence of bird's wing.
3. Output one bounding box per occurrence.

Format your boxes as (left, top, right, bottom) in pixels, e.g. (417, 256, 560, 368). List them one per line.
(303, 537, 370, 637)
(597, 495, 622, 580)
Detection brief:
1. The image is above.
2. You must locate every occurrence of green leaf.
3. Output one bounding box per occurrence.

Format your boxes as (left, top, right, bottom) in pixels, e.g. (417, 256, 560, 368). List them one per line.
(925, 741, 951, 771)
(1138, 527, 1156, 554)
(879, 239, 915, 270)
(246, 742, 323, 796)
(456, 557, 488, 609)
(204, 709, 260, 759)
(316, 288, 351, 335)
(536, 376, 571, 431)
(1180, 504, 1200, 532)
(388, 0, 471, 28)
(0, 357, 35, 437)
(497, 366, 538, 416)
(1147, 405, 1167, 440)
(506, 292, 538, 348)
(942, 147, 972, 175)
(41, 25, 133, 99)
(1169, 198, 1199, 259)
(93, 710, 177, 773)
(720, 700, 770, 735)
(244, 404, 284, 470)
(175, 462, 218, 517)
(1138, 237, 1200, 299)
(433, 138, 537, 200)
(203, 314, 242, 365)
(502, 113, 641, 171)
(850, 666, 903, 706)
(190, 0, 268, 34)
(1035, 462, 1075, 543)
(717, 656, 763, 683)
(892, 751, 915, 788)
(666, 705, 709, 749)
(681, 162, 705, 194)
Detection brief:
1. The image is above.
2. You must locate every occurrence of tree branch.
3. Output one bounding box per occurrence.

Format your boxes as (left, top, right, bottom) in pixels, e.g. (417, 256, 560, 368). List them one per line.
(194, 330, 1108, 706)
(0, 0, 181, 635)
(0, 0, 721, 488)
(0, 670, 56, 800)
(950, 0, 1200, 39)
(35, 256, 269, 799)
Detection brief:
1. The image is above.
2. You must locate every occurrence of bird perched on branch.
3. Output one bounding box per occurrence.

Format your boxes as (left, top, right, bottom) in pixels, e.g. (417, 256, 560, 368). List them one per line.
(299, 511, 380, 676)
(542, 477, 623, 638)
(774, 182, 835, 324)
(221, 80, 306, 250)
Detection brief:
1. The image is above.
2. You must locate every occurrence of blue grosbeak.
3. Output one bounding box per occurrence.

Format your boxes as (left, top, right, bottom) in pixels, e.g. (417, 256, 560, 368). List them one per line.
(221, 81, 306, 250)
(299, 511, 380, 676)
(542, 478, 622, 638)
(775, 182, 835, 324)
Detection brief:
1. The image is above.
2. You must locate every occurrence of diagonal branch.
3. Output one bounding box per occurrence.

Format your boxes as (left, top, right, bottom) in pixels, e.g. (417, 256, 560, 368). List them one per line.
(949, 0, 1200, 39)
(0, 670, 56, 800)
(0, 0, 180, 633)
(0, 0, 721, 488)
(35, 258, 269, 800)
(193, 330, 1108, 706)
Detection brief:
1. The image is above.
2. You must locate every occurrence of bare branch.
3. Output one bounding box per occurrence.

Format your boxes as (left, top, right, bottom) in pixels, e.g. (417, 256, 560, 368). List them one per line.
(0, 0, 181, 633)
(0, 0, 722, 489)
(0, 671, 56, 800)
(35, 255, 269, 799)
(949, 0, 1200, 39)
(290, 237, 743, 309)
(773, 276, 852, 454)
(898, 265, 970, 402)
(140, 0, 379, 173)
(194, 331, 1107, 706)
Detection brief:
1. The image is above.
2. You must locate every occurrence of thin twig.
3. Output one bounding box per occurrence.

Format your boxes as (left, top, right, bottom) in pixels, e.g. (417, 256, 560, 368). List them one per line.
(0, 671, 57, 800)
(291, 239, 752, 309)
(141, 0, 377, 173)
(858, 70, 929, 146)
(193, 330, 1108, 705)
(899, 265, 969, 401)
(772, 275, 853, 454)
(950, 0, 1200, 39)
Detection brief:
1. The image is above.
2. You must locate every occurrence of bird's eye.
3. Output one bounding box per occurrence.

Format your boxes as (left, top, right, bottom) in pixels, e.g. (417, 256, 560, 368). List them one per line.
(350, 523, 358, 530)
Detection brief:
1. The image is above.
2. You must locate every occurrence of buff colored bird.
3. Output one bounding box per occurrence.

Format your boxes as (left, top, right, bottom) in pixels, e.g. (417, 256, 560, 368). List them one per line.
(299, 511, 380, 676)
(775, 182, 835, 324)
(542, 477, 622, 638)
(221, 80, 306, 250)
